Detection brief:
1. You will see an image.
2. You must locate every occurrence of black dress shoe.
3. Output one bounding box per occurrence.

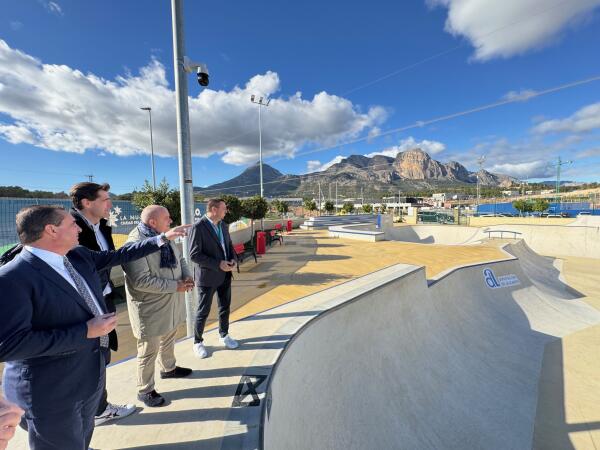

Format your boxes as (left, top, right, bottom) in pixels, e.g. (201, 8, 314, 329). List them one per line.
(160, 366, 193, 379)
(137, 390, 165, 407)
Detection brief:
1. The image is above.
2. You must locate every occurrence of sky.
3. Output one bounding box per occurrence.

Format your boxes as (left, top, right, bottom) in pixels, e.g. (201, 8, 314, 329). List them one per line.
(1, 0, 600, 194)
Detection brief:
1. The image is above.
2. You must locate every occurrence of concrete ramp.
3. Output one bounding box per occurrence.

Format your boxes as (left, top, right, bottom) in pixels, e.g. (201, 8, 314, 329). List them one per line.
(503, 240, 585, 300)
(385, 224, 487, 244)
(263, 258, 600, 449)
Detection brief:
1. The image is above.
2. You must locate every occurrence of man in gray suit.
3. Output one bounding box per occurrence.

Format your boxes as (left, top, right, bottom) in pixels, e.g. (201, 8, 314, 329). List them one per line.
(122, 205, 194, 407)
(188, 198, 238, 359)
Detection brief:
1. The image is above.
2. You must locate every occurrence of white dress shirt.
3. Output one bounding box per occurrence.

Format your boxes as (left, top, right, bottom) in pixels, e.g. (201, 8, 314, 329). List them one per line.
(77, 211, 112, 296)
(24, 246, 105, 314)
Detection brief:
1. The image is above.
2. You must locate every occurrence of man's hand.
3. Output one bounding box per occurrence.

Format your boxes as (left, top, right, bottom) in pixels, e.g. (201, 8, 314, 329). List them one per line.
(219, 260, 235, 272)
(164, 225, 192, 241)
(176, 279, 195, 292)
(86, 313, 117, 339)
(0, 397, 24, 450)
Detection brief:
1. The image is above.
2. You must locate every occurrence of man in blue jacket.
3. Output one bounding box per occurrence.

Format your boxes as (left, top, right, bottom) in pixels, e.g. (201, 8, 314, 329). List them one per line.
(0, 205, 188, 450)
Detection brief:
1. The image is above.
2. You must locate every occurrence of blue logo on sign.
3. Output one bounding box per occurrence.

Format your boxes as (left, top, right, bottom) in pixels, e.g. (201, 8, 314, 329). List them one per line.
(483, 268, 500, 288)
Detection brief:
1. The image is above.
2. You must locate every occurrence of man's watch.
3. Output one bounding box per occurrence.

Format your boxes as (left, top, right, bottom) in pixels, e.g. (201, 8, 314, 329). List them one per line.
(159, 232, 169, 245)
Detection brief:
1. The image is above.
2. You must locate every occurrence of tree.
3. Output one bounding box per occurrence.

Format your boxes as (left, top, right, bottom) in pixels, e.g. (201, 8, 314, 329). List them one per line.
(222, 194, 243, 223)
(512, 199, 533, 216)
(303, 199, 317, 215)
(532, 198, 549, 213)
(272, 199, 289, 216)
(241, 196, 269, 221)
(132, 179, 181, 224)
(362, 203, 372, 214)
(324, 201, 335, 214)
(342, 202, 355, 214)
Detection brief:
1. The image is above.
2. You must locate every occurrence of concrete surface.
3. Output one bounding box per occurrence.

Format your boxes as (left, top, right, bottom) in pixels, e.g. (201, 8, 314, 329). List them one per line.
(6, 229, 600, 449)
(263, 258, 600, 450)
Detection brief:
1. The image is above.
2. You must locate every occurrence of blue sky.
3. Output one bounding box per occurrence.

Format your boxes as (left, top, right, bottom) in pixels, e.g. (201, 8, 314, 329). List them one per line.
(1, 0, 599, 194)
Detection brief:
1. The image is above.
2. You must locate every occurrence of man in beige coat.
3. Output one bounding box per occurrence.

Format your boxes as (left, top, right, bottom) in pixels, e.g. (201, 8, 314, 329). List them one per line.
(123, 205, 195, 407)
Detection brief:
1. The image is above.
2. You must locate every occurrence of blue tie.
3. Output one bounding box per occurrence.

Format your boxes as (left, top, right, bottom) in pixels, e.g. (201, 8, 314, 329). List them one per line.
(63, 256, 109, 348)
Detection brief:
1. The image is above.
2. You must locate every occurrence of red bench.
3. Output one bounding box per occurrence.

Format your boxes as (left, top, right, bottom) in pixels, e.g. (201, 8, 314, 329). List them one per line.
(269, 229, 283, 246)
(233, 242, 257, 272)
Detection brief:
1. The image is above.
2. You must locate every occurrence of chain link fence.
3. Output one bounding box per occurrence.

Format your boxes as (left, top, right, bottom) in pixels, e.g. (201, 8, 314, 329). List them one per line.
(0, 198, 206, 252)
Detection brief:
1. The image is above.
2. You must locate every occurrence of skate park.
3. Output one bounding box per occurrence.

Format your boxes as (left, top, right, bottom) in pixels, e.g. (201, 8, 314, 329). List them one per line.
(7, 214, 600, 450)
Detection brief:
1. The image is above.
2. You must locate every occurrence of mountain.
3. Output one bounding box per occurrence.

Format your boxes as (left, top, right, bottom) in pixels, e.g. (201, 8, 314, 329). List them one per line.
(194, 148, 517, 197)
(195, 162, 300, 197)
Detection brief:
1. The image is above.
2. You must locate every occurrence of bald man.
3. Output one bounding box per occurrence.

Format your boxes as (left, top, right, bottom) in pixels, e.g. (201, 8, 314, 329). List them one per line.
(122, 206, 194, 407)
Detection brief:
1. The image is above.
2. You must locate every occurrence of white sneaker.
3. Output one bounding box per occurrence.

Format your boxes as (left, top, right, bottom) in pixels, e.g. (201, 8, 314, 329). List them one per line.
(193, 342, 208, 359)
(221, 335, 239, 349)
(94, 402, 136, 426)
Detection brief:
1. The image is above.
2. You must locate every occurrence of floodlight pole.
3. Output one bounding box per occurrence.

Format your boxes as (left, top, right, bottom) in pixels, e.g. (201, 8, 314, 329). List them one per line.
(250, 95, 271, 198)
(140, 107, 156, 189)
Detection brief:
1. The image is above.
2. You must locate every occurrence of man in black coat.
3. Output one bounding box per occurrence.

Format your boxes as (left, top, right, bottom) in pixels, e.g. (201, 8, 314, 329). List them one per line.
(69, 182, 133, 425)
(0, 205, 189, 450)
(188, 198, 239, 359)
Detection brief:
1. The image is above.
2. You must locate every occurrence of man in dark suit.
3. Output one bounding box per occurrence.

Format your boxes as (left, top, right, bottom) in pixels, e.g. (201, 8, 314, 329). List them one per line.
(69, 181, 134, 425)
(189, 198, 239, 359)
(0, 205, 188, 450)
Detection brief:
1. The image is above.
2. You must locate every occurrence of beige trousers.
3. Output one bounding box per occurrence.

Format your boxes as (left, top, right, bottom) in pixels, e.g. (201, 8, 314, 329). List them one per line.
(136, 328, 178, 394)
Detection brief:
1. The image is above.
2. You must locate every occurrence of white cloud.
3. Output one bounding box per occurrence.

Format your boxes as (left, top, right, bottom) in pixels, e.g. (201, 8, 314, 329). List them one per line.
(9, 21, 23, 31)
(306, 155, 345, 172)
(503, 89, 537, 102)
(364, 136, 446, 158)
(488, 160, 554, 179)
(39, 0, 63, 15)
(533, 102, 600, 134)
(427, 0, 600, 60)
(576, 147, 600, 158)
(0, 40, 386, 166)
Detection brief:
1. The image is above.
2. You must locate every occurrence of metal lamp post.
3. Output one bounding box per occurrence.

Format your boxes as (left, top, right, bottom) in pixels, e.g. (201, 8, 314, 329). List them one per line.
(140, 107, 156, 189)
(250, 95, 271, 198)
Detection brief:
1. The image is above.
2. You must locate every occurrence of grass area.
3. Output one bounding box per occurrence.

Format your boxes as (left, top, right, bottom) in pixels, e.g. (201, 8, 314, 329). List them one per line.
(1, 243, 17, 254)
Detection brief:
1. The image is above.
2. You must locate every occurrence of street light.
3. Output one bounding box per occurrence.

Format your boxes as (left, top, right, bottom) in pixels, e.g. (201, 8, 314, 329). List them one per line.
(250, 94, 271, 198)
(140, 106, 156, 190)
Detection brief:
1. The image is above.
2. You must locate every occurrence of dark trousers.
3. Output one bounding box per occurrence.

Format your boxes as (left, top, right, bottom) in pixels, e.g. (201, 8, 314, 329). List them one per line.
(95, 293, 115, 416)
(194, 276, 232, 343)
(24, 363, 105, 450)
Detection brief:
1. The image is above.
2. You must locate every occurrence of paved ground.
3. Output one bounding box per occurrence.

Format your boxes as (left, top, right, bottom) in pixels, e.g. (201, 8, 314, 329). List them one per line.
(6, 228, 600, 449)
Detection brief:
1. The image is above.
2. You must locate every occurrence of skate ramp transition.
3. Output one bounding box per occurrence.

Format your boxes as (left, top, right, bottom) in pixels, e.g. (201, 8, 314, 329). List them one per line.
(262, 253, 600, 449)
(334, 222, 600, 259)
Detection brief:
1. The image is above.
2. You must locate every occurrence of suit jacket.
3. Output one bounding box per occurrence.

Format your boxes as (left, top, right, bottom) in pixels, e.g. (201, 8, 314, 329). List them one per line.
(71, 208, 119, 350)
(0, 238, 160, 416)
(189, 216, 236, 288)
(123, 227, 191, 339)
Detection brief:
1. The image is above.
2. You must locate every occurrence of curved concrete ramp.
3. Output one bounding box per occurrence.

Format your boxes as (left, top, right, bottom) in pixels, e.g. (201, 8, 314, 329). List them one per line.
(385, 224, 487, 245)
(503, 240, 585, 300)
(263, 259, 600, 449)
(380, 223, 600, 259)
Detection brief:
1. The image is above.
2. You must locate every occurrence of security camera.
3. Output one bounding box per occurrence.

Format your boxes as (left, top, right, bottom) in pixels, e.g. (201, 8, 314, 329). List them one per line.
(197, 65, 209, 87)
(183, 56, 209, 87)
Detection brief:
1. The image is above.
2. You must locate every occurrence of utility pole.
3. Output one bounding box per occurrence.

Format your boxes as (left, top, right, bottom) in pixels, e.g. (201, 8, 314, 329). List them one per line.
(335, 182, 338, 214)
(318, 181, 322, 216)
(85, 174, 94, 182)
(476, 156, 485, 216)
(551, 156, 573, 212)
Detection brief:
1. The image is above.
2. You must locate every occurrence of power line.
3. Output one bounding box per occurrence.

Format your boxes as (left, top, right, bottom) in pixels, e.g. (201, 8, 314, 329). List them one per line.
(280, 74, 600, 162)
(341, 0, 576, 97)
